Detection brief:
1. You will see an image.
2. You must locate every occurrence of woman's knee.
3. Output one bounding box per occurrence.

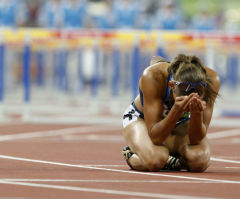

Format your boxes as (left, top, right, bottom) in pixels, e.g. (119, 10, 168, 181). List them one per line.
(186, 147, 210, 172)
(141, 148, 169, 171)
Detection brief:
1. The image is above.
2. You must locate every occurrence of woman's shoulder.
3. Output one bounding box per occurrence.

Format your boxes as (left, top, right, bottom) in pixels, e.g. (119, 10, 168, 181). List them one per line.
(142, 62, 169, 82)
(139, 61, 170, 99)
(205, 66, 220, 85)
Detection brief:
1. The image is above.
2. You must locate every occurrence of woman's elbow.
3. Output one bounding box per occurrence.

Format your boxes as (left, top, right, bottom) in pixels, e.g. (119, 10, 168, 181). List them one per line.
(148, 125, 166, 145)
(149, 133, 164, 145)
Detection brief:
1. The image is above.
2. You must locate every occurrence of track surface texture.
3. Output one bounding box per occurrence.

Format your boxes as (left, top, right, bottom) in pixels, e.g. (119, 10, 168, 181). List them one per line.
(0, 120, 239, 199)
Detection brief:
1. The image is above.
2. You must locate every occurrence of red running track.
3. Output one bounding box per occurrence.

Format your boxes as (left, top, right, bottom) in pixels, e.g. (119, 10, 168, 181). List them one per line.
(0, 122, 239, 199)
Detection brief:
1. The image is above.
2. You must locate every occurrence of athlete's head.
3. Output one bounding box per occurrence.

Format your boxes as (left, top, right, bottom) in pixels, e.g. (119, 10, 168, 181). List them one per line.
(168, 54, 217, 106)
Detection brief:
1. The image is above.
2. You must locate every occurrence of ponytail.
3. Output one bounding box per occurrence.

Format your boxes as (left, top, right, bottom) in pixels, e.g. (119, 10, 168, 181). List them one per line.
(168, 54, 189, 75)
(168, 54, 206, 76)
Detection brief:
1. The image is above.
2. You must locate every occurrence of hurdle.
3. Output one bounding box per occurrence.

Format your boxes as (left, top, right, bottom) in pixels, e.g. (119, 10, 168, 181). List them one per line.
(0, 29, 240, 122)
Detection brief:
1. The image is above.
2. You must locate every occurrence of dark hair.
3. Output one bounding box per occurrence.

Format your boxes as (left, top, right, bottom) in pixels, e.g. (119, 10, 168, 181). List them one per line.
(168, 54, 218, 106)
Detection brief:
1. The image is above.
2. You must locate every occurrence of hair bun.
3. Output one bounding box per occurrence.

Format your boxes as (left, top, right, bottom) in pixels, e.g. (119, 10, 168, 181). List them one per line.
(168, 54, 206, 75)
(168, 54, 188, 74)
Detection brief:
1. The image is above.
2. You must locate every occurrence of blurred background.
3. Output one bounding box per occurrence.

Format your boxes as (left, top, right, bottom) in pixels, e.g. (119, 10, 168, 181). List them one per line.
(0, 0, 240, 124)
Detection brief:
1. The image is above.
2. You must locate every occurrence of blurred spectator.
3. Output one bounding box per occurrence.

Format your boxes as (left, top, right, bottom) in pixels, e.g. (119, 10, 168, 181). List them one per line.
(153, 0, 185, 30)
(26, 0, 43, 27)
(38, 0, 64, 28)
(223, 8, 240, 31)
(136, 13, 152, 30)
(113, 0, 140, 29)
(87, 0, 116, 29)
(136, 0, 158, 30)
(1, 0, 239, 32)
(0, 0, 28, 27)
(191, 8, 216, 31)
(62, 0, 87, 28)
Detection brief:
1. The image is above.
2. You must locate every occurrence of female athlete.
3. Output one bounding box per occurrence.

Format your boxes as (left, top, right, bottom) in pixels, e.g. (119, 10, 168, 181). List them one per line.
(122, 54, 220, 172)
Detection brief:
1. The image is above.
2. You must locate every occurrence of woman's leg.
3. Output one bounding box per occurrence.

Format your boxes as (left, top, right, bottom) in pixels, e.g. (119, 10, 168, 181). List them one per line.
(179, 137, 211, 172)
(123, 118, 169, 171)
(167, 134, 210, 172)
(164, 122, 211, 172)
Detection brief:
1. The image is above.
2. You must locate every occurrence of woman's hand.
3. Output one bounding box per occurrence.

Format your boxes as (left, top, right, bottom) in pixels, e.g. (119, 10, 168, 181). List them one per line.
(173, 93, 197, 114)
(186, 95, 206, 114)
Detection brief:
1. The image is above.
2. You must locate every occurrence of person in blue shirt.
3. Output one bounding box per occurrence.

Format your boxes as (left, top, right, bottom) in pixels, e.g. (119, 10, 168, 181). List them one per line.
(89, 0, 116, 29)
(62, 0, 87, 28)
(191, 8, 216, 31)
(38, 0, 64, 28)
(113, 0, 140, 29)
(0, 0, 27, 27)
(152, 0, 185, 30)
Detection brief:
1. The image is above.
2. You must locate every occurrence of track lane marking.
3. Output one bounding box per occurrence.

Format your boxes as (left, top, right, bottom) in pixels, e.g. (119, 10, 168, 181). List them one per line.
(0, 122, 238, 143)
(0, 126, 120, 142)
(0, 155, 239, 184)
(207, 128, 240, 139)
(0, 179, 220, 199)
(77, 165, 127, 167)
(0, 179, 236, 183)
(0, 126, 239, 142)
(211, 157, 240, 164)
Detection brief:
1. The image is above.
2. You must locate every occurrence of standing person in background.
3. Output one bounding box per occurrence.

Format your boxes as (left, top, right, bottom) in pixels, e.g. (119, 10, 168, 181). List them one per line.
(0, 0, 28, 94)
(62, 0, 87, 29)
(122, 54, 220, 172)
(0, 0, 28, 27)
(152, 0, 185, 30)
(191, 7, 216, 31)
(37, 0, 64, 28)
(113, 0, 140, 29)
(89, 0, 116, 29)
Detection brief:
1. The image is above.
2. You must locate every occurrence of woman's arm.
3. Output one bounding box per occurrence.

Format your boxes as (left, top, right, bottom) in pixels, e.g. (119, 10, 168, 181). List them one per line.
(188, 71, 221, 145)
(141, 69, 195, 145)
(188, 98, 207, 145)
(149, 95, 195, 145)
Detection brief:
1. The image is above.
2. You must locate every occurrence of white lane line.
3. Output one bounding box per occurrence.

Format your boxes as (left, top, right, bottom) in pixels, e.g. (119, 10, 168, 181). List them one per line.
(225, 167, 240, 169)
(211, 157, 240, 164)
(208, 128, 240, 139)
(211, 117, 240, 127)
(0, 155, 239, 184)
(0, 126, 120, 142)
(0, 180, 219, 199)
(0, 124, 238, 143)
(29, 116, 121, 125)
(81, 165, 127, 167)
(62, 134, 124, 142)
(0, 179, 234, 184)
